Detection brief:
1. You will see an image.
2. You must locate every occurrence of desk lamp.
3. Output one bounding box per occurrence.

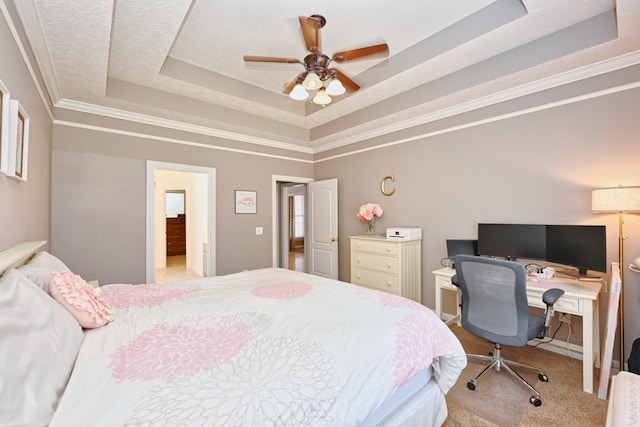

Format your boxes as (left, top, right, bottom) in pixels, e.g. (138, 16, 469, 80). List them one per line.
(592, 185, 640, 370)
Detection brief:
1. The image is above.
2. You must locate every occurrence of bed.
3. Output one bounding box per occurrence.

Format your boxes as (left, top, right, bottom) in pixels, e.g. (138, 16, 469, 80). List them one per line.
(0, 241, 467, 427)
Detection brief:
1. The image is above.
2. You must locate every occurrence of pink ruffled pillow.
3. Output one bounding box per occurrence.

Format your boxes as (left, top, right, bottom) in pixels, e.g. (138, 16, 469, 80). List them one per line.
(49, 272, 113, 328)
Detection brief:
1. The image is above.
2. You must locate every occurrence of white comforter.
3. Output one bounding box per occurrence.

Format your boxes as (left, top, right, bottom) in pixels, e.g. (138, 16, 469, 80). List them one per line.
(50, 268, 466, 426)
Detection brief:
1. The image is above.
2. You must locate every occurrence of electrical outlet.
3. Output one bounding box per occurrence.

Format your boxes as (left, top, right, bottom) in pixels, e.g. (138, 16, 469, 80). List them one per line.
(559, 313, 572, 324)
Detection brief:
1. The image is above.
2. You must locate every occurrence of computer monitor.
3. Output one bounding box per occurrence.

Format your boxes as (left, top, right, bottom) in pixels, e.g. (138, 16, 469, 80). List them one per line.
(546, 225, 607, 277)
(446, 239, 479, 258)
(477, 223, 546, 261)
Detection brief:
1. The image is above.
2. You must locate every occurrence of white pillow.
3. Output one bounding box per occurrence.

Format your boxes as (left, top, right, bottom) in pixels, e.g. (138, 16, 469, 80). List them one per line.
(0, 269, 84, 426)
(17, 251, 71, 292)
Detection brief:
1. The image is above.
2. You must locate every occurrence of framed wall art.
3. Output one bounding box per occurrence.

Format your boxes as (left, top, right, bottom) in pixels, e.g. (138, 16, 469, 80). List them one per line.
(0, 79, 9, 175)
(7, 99, 29, 182)
(235, 190, 257, 214)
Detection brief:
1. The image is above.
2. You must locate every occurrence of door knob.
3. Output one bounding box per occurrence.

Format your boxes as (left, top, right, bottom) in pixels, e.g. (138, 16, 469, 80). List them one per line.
(331, 237, 337, 242)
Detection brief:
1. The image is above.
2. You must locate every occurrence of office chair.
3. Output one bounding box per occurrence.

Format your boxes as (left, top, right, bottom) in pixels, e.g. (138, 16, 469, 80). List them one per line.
(451, 255, 564, 406)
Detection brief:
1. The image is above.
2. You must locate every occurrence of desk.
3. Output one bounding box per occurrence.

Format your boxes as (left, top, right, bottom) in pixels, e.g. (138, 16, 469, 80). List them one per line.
(433, 267, 602, 394)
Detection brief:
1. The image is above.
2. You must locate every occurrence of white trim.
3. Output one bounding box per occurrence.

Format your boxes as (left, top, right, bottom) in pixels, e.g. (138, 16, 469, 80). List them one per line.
(271, 175, 313, 268)
(55, 99, 314, 154)
(146, 161, 216, 282)
(0, 1, 54, 120)
(314, 80, 640, 163)
(313, 50, 640, 154)
(55, 119, 313, 164)
(51, 50, 640, 158)
(54, 77, 640, 167)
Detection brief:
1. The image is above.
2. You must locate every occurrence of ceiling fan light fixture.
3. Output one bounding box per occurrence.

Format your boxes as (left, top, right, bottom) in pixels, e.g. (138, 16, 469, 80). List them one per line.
(289, 84, 309, 100)
(312, 89, 332, 105)
(326, 78, 346, 96)
(302, 71, 323, 90)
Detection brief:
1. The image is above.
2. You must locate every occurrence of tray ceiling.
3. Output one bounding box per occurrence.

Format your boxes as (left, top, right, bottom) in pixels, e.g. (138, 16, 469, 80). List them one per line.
(12, 0, 640, 153)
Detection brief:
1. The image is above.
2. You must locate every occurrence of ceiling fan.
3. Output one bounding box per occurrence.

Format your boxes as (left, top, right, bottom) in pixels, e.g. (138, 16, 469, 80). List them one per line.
(243, 14, 389, 105)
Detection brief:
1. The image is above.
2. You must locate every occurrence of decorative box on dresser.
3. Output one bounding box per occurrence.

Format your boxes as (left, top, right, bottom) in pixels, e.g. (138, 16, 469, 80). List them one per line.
(349, 235, 422, 303)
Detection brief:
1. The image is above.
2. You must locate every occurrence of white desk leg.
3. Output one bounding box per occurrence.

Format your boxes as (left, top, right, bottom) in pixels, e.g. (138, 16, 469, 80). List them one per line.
(593, 299, 601, 369)
(435, 281, 443, 321)
(583, 304, 594, 393)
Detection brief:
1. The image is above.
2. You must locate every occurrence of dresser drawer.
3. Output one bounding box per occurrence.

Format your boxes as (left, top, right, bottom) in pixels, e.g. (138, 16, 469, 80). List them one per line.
(351, 239, 398, 256)
(352, 268, 400, 294)
(352, 252, 398, 274)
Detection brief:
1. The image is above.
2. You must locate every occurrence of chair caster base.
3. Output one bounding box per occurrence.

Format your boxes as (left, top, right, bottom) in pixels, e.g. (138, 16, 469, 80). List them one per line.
(538, 373, 548, 382)
(530, 396, 542, 406)
(467, 380, 476, 390)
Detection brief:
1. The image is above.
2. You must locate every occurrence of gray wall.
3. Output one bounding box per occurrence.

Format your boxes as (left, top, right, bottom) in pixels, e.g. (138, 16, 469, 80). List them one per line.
(0, 3, 52, 250)
(314, 87, 640, 362)
(51, 122, 313, 284)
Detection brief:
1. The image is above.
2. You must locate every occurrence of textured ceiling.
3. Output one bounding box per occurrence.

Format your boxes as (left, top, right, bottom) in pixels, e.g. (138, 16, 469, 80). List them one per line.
(12, 0, 640, 153)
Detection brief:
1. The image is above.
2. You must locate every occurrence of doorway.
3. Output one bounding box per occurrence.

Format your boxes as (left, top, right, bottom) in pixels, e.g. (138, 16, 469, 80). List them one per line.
(146, 161, 217, 283)
(284, 184, 306, 272)
(273, 175, 313, 272)
(272, 175, 339, 279)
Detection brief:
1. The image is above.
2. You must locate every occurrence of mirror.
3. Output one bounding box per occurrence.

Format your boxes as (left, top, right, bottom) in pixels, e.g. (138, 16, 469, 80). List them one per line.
(165, 190, 185, 218)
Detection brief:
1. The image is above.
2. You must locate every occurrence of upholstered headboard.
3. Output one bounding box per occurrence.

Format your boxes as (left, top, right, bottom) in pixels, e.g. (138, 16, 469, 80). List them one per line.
(0, 241, 47, 275)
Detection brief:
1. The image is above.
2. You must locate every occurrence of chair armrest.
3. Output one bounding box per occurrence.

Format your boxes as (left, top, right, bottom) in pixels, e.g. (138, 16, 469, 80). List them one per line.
(543, 288, 564, 306)
(451, 274, 459, 287)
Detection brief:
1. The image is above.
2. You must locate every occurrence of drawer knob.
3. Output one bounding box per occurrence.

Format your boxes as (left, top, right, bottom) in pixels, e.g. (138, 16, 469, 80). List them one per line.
(356, 258, 361, 263)
(386, 281, 392, 287)
(386, 263, 392, 269)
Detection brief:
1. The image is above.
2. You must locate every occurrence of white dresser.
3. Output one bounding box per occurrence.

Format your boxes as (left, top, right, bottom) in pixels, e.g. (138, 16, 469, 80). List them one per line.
(349, 235, 422, 303)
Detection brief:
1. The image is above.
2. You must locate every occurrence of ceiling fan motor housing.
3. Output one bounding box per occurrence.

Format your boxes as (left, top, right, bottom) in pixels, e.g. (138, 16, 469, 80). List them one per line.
(309, 14, 327, 28)
(303, 54, 332, 79)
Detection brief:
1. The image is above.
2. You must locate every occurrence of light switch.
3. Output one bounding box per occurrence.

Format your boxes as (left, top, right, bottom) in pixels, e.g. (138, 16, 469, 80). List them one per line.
(256, 227, 263, 235)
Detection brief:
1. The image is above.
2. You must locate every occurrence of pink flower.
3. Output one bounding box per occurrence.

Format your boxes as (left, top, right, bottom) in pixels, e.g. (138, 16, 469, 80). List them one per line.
(356, 203, 383, 222)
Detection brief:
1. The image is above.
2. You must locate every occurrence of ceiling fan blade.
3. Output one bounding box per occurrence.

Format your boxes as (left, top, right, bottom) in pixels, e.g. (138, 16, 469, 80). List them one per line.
(243, 55, 301, 64)
(331, 68, 360, 92)
(298, 15, 323, 53)
(332, 43, 389, 62)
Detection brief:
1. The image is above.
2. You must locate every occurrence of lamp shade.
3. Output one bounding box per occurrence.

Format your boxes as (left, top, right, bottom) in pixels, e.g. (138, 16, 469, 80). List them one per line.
(326, 78, 346, 96)
(302, 72, 323, 90)
(592, 186, 640, 213)
(289, 84, 309, 101)
(312, 89, 332, 105)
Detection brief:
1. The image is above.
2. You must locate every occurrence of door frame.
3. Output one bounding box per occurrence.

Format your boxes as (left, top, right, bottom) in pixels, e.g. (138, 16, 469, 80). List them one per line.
(271, 175, 313, 268)
(146, 161, 217, 282)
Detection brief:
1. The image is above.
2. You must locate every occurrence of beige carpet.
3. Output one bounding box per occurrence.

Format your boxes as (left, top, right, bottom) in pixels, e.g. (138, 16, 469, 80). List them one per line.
(444, 325, 608, 426)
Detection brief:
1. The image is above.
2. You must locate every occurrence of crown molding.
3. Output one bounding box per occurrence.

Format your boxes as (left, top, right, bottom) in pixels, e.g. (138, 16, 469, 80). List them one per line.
(313, 49, 640, 154)
(55, 98, 314, 155)
(55, 49, 640, 159)
(1, 0, 54, 119)
(53, 119, 314, 164)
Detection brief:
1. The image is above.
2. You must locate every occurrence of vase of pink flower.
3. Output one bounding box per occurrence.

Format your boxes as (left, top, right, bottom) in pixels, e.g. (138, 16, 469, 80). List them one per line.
(357, 203, 383, 235)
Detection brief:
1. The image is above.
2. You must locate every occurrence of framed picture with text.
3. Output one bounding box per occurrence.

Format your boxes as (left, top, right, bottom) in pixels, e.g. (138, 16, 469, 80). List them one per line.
(235, 190, 257, 214)
(0, 79, 9, 175)
(7, 99, 29, 182)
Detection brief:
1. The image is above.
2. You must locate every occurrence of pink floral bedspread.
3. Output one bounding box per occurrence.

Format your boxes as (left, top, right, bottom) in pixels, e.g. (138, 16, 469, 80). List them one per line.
(50, 268, 466, 426)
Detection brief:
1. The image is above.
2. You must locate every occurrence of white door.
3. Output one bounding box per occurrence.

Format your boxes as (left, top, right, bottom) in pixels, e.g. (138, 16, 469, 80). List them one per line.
(307, 178, 339, 279)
